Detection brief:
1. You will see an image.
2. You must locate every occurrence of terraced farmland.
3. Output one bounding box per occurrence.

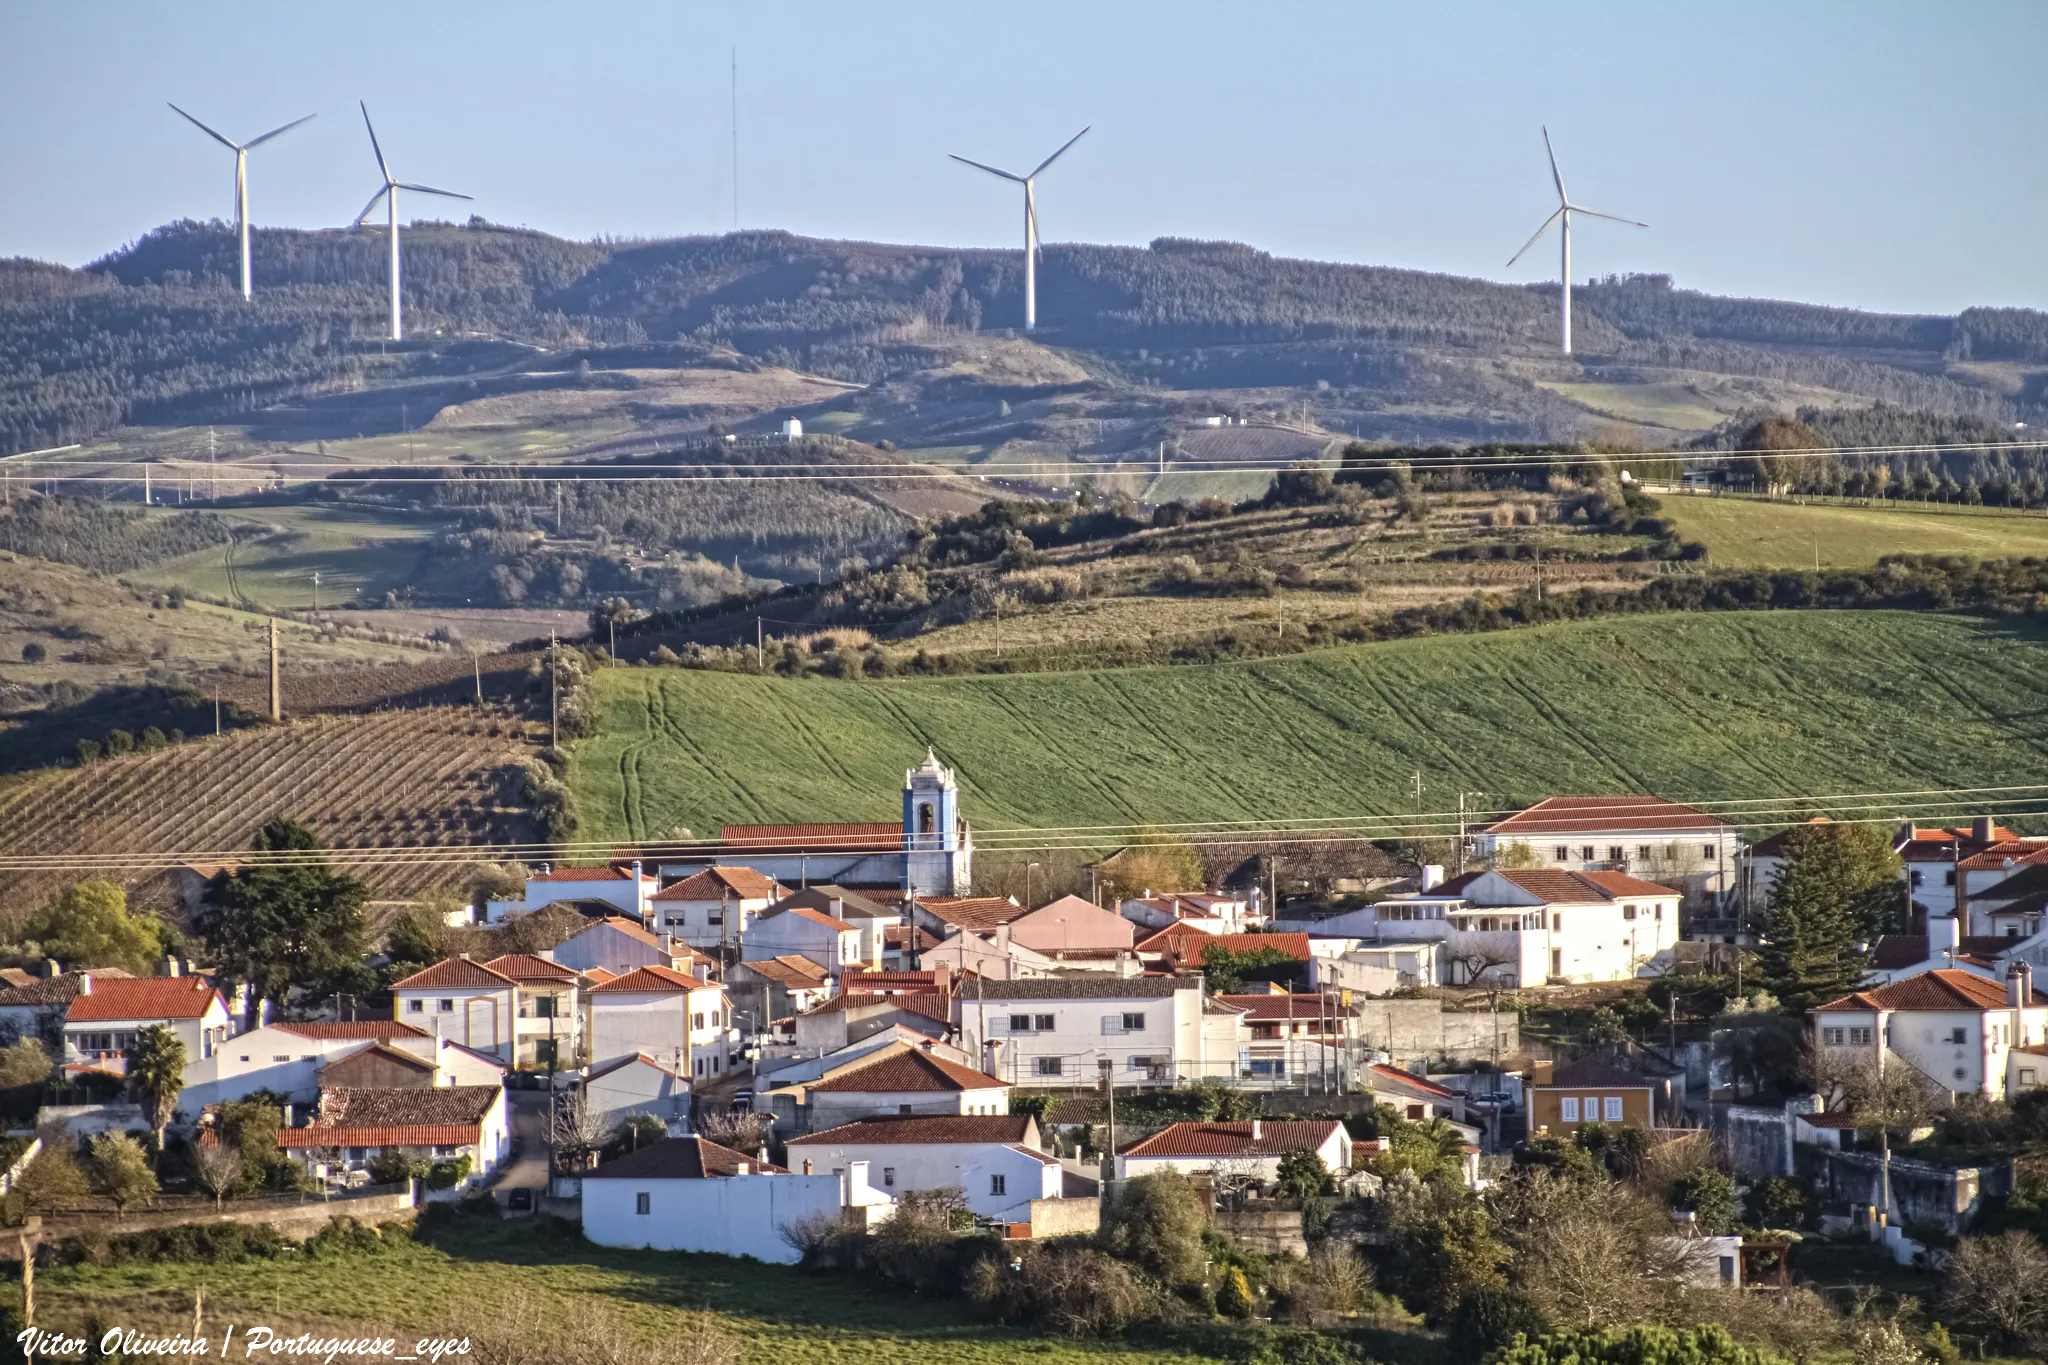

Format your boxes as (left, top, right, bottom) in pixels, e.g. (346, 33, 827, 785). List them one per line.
(569, 609, 2048, 842)
(0, 705, 536, 914)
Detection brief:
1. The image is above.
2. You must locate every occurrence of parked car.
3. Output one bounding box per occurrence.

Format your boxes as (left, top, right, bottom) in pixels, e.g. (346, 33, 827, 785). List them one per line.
(506, 1188, 534, 1212)
(729, 1090, 755, 1112)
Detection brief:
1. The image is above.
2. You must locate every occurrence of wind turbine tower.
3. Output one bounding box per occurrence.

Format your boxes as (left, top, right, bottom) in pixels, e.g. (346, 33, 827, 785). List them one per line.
(1506, 128, 1646, 354)
(352, 103, 472, 342)
(167, 105, 316, 301)
(949, 127, 1090, 331)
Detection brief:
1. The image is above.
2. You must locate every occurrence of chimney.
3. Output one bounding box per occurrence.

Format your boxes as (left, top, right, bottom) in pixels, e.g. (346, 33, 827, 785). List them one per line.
(1532, 1058, 1554, 1087)
(735, 1161, 750, 1175)
(632, 859, 644, 879)
(2009, 961, 2033, 1008)
(1420, 864, 1445, 892)
(540, 862, 552, 876)
(77, 973, 92, 996)
(758, 1144, 771, 1166)
(1932, 913, 1960, 962)
(802, 1158, 813, 1176)
(458, 952, 471, 961)
(538, 948, 556, 963)
(43, 959, 59, 979)
(164, 955, 180, 977)
(1973, 816, 1996, 844)
(829, 897, 844, 920)
(1250, 1119, 1262, 1142)
(931, 963, 951, 994)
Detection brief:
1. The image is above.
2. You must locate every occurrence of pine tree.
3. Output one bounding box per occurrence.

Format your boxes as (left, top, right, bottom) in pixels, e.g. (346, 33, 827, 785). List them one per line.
(1756, 823, 1896, 1011)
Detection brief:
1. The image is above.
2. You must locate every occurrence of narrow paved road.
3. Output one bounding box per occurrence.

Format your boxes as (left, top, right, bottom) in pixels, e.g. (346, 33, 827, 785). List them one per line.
(489, 1088, 549, 1210)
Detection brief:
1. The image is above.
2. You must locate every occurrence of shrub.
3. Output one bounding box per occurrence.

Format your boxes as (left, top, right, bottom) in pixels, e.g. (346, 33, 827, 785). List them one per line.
(1941, 1230, 2048, 1351)
(425, 1155, 473, 1190)
(1672, 1168, 1738, 1236)
(1494, 1325, 1786, 1365)
(1745, 1176, 1807, 1230)
(368, 1150, 425, 1185)
(1102, 1170, 1209, 1285)
(1218, 1266, 1256, 1319)
(1276, 1148, 1330, 1200)
(1450, 1285, 1552, 1353)
(967, 1245, 1150, 1336)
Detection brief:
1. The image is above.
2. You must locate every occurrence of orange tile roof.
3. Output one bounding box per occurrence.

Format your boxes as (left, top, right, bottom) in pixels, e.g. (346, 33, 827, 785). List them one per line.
(789, 1115, 1033, 1147)
(1433, 869, 1678, 904)
(1479, 796, 1731, 836)
(481, 953, 578, 983)
(572, 917, 662, 947)
(1365, 1063, 1457, 1098)
(739, 956, 831, 988)
(914, 896, 1029, 930)
(653, 867, 786, 901)
(1959, 842, 2048, 872)
(391, 959, 517, 991)
(585, 1136, 786, 1178)
(1138, 927, 1311, 960)
(809, 1049, 1005, 1093)
(588, 965, 706, 994)
(67, 976, 223, 1022)
(1816, 968, 2044, 1013)
(719, 822, 902, 851)
(275, 1021, 430, 1041)
(280, 1123, 482, 1149)
(800, 991, 951, 1024)
(1219, 992, 1355, 1022)
(779, 906, 861, 931)
(530, 865, 648, 882)
(1118, 1119, 1343, 1158)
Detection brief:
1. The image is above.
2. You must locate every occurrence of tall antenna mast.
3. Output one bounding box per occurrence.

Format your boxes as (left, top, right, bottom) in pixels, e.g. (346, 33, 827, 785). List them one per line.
(730, 47, 740, 229)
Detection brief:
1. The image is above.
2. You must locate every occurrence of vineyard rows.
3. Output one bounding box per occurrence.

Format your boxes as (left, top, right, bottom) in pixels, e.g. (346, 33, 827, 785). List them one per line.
(0, 706, 537, 914)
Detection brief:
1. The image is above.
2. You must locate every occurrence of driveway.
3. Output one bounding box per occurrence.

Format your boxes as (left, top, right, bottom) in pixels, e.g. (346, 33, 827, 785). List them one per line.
(489, 1087, 550, 1210)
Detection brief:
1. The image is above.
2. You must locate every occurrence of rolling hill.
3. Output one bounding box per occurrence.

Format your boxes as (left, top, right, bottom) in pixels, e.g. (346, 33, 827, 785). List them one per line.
(566, 609, 2048, 844)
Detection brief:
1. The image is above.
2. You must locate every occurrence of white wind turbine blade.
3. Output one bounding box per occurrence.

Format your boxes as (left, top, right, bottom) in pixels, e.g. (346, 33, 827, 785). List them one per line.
(1028, 125, 1091, 179)
(1541, 126, 1568, 206)
(394, 182, 473, 200)
(359, 101, 393, 184)
(1566, 206, 1648, 228)
(948, 153, 1025, 182)
(1027, 194, 1043, 262)
(168, 103, 240, 151)
(1506, 206, 1566, 268)
(351, 187, 391, 228)
(244, 113, 317, 150)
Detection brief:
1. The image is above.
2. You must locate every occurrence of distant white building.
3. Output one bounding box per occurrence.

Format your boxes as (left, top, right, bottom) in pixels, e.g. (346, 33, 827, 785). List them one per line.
(180, 1020, 505, 1114)
(651, 867, 787, 951)
(742, 905, 872, 974)
(1114, 1118, 1351, 1182)
(1470, 796, 1741, 904)
(486, 864, 658, 924)
(1364, 868, 1681, 986)
(63, 975, 232, 1075)
(1814, 965, 2048, 1102)
(780, 418, 804, 440)
(960, 974, 1241, 1087)
(787, 1114, 1060, 1220)
(584, 1053, 691, 1127)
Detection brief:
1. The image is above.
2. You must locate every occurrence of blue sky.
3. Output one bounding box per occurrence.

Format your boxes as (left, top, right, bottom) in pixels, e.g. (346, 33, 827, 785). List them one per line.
(3, 1, 2043, 316)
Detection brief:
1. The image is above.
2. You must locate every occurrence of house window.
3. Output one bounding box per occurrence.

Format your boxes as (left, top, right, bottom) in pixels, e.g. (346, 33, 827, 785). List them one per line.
(692, 1012, 705, 1029)
(1122, 1012, 1146, 1031)
(1034, 1057, 1064, 1077)
(1551, 913, 1562, 932)
(1561, 1097, 1579, 1122)
(1406, 1104, 1424, 1121)
(1823, 1028, 1845, 1046)
(438, 999, 454, 1013)
(1849, 1027, 1873, 1046)
(1578, 846, 1595, 861)
(1701, 844, 1716, 859)
(990, 1174, 1006, 1196)
(1128, 1055, 1160, 1071)
(707, 910, 723, 926)
(1955, 1068, 1967, 1081)
(1636, 845, 1653, 861)
(1009, 1014, 1032, 1033)
(1950, 1028, 1968, 1045)
(1249, 1059, 1286, 1077)
(1603, 1097, 1624, 1122)
(1550, 948, 1563, 976)
(435, 1145, 456, 1157)
(272, 1054, 290, 1063)
(1944, 871, 1957, 886)
(534, 996, 556, 1019)
(1035, 1014, 1055, 1032)
(1654, 905, 1664, 922)
(1251, 1024, 1279, 1040)
(898, 1104, 912, 1115)
(1607, 846, 1625, 863)
(636, 1193, 650, 1215)
(1622, 905, 1637, 921)
(405, 1000, 424, 1014)
(348, 1148, 366, 1161)
(2022, 1069, 2038, 1086)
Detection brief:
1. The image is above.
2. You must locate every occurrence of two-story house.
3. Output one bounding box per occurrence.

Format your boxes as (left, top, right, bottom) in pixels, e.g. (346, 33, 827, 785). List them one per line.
(550, 917, 714, 981)
(392, 957, 522, 1066)
(742, 903, 871, 975)
(1363, 868, 1680, 985)
(63, 974, 232, 1074)
(1813, 964, 2048, 1101)
(480, 953, 581, 1069)
(649, 867, 788, 952)
(1470, 796, 1741, 909)
(1006, 895, 1136, 954)
(584, 965, 737, 1081)
(787, 1113, 1059, 1220)
(485, 863, 659, 925)
(1218, 990, 1361, 1082)
(958, 974, 1242, 1086)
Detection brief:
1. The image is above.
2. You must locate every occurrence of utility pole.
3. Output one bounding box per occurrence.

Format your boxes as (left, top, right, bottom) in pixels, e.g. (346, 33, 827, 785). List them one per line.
(549, 630, 558, 750)
(213, 686, 221, 736)
(756, 616, 764, 672)
(311, 571, 319, 613)
(267, 619, 281, 723)
(473, 651, 482, 704)
(142, 462, 150, 506)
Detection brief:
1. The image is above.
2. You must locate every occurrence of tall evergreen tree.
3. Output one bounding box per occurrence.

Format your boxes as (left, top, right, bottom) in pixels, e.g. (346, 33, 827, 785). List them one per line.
(1755, 822, 1897, 1011)
(197, 819, 370, 1028)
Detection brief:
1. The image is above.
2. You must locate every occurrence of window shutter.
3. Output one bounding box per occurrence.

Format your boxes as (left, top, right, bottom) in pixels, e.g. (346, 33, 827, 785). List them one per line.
(1101, 1014, 1118, 1035)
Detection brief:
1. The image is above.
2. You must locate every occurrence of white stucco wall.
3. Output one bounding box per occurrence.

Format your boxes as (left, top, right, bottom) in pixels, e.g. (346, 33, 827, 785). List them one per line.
(788, 1140, 1059, 1219)
(582, 1171, 878, 1262)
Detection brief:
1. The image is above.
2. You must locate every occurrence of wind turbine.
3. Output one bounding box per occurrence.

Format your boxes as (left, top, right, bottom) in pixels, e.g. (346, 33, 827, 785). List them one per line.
(949, 127, 1089, 331)
(351, 102, 472, 342)
(167, 104, 316, 301)
(1505, 127, 1646, 354)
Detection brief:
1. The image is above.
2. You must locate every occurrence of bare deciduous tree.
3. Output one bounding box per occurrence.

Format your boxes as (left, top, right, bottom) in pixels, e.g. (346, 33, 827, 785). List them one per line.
(695, 1109, 771, 1153)
(546, 1087, 614, 1172)
(1942, 1231, 2048, 1352)
(192, 1141, 243, 1210)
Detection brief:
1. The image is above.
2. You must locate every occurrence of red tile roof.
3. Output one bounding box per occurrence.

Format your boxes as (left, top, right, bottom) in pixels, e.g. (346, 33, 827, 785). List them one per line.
(585, 1052, 686, 1083)
(1433, 869, 1679, 904)
(653, 867, 787, 902)
(1958, 842, 2048, 873)
(1217, 992, 1354, 1022)
(278, 1084, 500, 1148)
(1479, 796, 1731, 836)
(280, 1123, 482, 1149)
(1816, 969, 2044, 1013)
(586, 1136, 786, 1178)
(740, 955, 832, 988)
(391, 959, 516, 991)
(915, 896, 1028, 931)
(570, 917, 662, 948)
(1136, 927, 1311, 960)
(588, 965, 706, 994)
(885, 924, 941, 951)
(789, 1114, 1033, 1146)
(809, 1049, 1005, 1093)
(778, 906, 861, 931)
(1118, 1119, 1344, 1159)
(67, 976, 223, 1022)
(719, 822, 902, 851)
(1365, 1063, 1457, 1098)
(275, 1021, 430, 1042)
(801, 991, 952, 1024)
(0, 968, 134, 1008)
(481, 953, 578, 984)
(530, 865, 648, 882)
(318, 1043, 435, 1077)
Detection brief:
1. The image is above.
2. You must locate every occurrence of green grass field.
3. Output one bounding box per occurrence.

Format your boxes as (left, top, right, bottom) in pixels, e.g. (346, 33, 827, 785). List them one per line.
(569, 610, 2048, 843)
(36, 1217, 1244, 1365)
(1665, 496, 2048, 570)
(127, 505, 440, 611)
(1536, 381, 1733, 432)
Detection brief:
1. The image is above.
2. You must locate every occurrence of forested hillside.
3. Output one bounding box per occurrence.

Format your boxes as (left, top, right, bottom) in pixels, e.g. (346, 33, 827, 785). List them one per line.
(8, 219, 2048, 457)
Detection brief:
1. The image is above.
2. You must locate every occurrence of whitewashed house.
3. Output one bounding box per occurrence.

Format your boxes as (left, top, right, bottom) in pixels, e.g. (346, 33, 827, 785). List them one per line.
(787, 1114, 1060, 1220)
(582, 1137, 894, 1262)
(63, 975, 232, 1074)
(276, 1085, 509, 1191)
(650, 867, 788, 950)
(486, 864, 658, 924)
(802, 1046, 1010, 1129)
(959, 974, 1242, 1086)
(742, 905, 871, 974)
(1114, 1118, 1352, 1182)
(1813, 964, 2048, 1101)
(1471, 796, 1741, 903)
(585, 965, 738, 1082)
(0, 969, 135, 1047)
(392, 958, 521, 1067)
(179, 1020, 508, 1113)
(551, 917, 713, 981)
(1364, 868, 1681, 985)
(584, 1054, 691, 1127)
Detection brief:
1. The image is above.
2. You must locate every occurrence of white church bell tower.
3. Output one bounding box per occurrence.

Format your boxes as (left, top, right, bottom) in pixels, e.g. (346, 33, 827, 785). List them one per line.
(903, 748, 971, 895)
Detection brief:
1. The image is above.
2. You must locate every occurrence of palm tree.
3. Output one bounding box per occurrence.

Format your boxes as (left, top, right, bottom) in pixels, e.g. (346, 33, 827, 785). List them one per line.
(130, 1024, 187, 1163)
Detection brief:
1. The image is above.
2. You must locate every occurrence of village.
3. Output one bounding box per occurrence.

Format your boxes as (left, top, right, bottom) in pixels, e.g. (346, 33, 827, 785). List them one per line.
(0, 748, 2041, 1361)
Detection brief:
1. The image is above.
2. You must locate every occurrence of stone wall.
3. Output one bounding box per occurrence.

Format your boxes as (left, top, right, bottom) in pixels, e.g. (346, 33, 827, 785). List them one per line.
(1798, 1150, 2010, 1234)
(1215, 1208, 1307, 1257)
(1718, 1104, 1795, 1178)
(38, 1189, 415, 1245)
(1353, 1000, 1519, 1066)
(1026, 1196, 1100, 1239)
